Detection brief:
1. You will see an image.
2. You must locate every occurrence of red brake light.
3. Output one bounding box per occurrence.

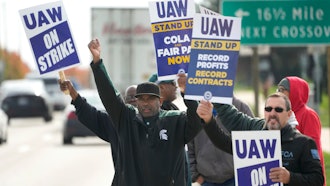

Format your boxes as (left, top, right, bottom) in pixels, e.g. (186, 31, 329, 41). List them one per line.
(67, 111, 77, 120)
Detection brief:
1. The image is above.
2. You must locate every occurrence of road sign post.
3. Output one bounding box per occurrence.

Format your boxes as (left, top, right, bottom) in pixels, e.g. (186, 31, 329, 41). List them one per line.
(222, 0, 330, 45)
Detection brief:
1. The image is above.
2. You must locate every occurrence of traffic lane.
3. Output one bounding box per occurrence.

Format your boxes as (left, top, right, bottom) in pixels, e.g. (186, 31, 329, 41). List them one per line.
(0, 112, 114, 186)
(0, 143, 114, 186)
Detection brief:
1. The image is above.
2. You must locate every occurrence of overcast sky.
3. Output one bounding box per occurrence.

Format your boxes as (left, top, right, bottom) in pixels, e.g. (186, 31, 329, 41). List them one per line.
(0, 0, 151, 70)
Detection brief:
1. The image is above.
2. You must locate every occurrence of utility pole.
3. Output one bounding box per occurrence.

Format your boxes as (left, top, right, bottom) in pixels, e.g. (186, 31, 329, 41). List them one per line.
(0, 0, 6, 49)
(327, 46, 330, 129)
(252, 47, 260, 117)
(200, 0, 220, 13)
(0, 0, 5, 82)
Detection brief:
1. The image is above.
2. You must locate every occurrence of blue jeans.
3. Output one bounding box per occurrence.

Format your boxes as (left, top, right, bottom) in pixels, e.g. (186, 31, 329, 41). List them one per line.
(202, 178, 235, 186)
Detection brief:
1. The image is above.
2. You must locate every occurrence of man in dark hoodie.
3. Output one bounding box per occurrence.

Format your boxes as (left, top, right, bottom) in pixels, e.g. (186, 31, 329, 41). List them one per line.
(149, 73, 192, 186)
(277, 76, 325, 185)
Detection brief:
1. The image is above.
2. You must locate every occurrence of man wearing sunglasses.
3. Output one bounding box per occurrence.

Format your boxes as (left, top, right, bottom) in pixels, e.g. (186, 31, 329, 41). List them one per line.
(196, 92, 324, 186)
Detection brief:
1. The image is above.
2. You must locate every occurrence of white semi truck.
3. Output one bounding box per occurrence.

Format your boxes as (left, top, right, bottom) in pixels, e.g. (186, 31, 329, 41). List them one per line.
(91, 6, 157, 93)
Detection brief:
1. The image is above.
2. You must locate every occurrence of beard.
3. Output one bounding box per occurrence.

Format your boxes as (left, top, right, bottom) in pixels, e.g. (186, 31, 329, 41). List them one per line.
(266, 116, 281, 130)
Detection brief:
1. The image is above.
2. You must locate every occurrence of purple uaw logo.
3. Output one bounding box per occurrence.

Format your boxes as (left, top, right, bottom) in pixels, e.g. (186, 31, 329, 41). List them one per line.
(203, 91, 212, 100)
(237, 160, 280, 186)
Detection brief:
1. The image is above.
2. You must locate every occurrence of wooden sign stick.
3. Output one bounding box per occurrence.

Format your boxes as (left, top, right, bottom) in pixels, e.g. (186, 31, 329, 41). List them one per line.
(59, 70, 70, 95)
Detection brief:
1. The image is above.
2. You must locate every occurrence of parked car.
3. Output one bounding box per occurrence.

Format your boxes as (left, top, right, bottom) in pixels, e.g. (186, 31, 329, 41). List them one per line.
(62, 89, 104, 144)
(0, 79, 54, 124)
(0, 108, 8, 144)
(25, 72, 71, 111)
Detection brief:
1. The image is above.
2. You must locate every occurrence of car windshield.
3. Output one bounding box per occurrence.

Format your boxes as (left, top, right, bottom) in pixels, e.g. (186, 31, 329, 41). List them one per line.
(43, 78, 58, 86)
(79, 90, 104, 110)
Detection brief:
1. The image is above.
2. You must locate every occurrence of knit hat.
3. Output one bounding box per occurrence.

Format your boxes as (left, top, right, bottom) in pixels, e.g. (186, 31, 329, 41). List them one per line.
(148, 73, 174, 84)
(278, 78, 290, 92)
(135, 82, 160, 98)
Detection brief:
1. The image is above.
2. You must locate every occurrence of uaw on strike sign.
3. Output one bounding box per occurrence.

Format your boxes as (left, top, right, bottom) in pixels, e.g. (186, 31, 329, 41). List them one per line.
(232, 131, 283, 186)
(19, 1, 80, 75)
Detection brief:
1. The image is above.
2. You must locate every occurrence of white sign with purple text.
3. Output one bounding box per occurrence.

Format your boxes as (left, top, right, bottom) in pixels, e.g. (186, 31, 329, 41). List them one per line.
(184, 13, 241, 104)
(19, 1, 80, 75)
(232, 131, 283, 186)
(148, 0, 195, 81)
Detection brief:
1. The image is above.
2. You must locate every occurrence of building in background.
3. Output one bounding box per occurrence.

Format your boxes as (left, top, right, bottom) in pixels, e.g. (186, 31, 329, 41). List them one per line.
(91, 7, 156, 93)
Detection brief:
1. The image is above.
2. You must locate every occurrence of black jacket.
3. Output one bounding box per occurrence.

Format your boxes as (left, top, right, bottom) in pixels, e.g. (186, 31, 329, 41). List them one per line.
(188, 97, 254, 184)
(204, 104, 324, 186)
(88, 60, 202, 186)
(73, 95, 119, 170)
(161, 100, 179, 111)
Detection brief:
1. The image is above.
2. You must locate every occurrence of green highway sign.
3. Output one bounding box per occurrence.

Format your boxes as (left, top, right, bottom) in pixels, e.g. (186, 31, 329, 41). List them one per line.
(222, 0, 330, 45)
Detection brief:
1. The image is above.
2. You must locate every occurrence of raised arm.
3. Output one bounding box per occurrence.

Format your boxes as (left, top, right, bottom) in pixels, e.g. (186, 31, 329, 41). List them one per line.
(88, 39, 131, 125)
(176, 73, 202, 142)
(197, 100, 233, 154)
(88, 38, 101, 64)
(213, 103, 265, 131)
(59, 80, 118, 144)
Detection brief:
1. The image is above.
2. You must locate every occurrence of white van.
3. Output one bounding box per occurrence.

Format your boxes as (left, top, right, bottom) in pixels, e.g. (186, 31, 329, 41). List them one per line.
(25, 72, 70, 111)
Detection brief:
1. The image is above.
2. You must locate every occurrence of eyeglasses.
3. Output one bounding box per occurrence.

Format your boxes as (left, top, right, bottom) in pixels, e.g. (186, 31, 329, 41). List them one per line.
(276, 87, 287, 93)
(264, 106, 284, 113)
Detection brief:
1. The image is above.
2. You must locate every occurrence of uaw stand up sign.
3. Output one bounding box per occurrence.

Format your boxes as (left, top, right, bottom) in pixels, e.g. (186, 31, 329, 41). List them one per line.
(184, 13, 241, 104)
